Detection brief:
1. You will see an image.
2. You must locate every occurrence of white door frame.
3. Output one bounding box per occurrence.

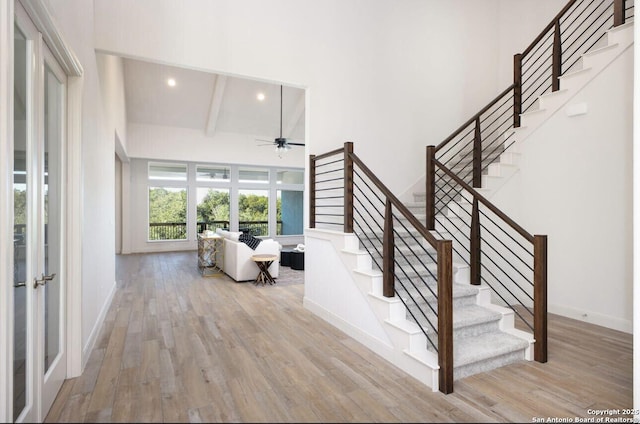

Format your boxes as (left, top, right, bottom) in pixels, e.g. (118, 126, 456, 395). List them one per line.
(0, 0, 83, 421)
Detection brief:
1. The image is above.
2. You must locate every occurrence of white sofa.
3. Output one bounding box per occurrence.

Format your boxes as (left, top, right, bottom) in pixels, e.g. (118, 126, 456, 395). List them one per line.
(215, 229, 282, 282)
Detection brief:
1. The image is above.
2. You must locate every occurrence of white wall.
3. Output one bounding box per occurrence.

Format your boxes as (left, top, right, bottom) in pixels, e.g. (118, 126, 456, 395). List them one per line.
(93, 0, 505, 198)
(496, 0, 569, 87)
(127, 123, 305, 167)
(96, 53, 127, 158)
(490, 47, 633, 332)
(46, 0, 117, 364)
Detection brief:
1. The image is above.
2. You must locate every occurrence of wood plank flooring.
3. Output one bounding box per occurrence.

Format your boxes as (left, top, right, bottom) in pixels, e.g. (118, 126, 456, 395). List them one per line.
(45, 251, 632, 423)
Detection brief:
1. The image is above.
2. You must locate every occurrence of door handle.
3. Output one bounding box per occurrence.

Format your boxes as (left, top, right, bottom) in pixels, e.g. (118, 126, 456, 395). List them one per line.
(33, 273, 56, 289)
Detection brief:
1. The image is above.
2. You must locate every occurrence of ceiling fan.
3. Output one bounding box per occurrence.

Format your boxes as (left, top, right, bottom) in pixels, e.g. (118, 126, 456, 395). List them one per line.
(256, 84, 305, 157)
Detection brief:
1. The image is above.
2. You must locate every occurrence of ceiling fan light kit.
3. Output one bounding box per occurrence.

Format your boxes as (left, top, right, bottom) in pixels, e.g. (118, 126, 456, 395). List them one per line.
(257, 85, 305, 157)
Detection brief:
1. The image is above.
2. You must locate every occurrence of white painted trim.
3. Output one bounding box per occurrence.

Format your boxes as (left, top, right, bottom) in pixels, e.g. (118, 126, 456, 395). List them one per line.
(633, 18, 639, 416)
(65, 75, 83, 377)
(120, 161, 132, 254)
(548, 303, 632, 334)
(0, 0, 15, 421)
(18, 0, 82, 77)
(81, 279, 116, 371)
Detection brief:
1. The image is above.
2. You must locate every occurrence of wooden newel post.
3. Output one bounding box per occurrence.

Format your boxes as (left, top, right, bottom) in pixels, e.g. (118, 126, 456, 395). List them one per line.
(309, 154, 316, 228)
(533, 234, 548, 363)
(552, 21, 561, 92)
(437, 239, 453, 394)
(613, 0, 625, 27)
(470, 198, 481, 285)
(473, 118, 482, 188)
(344, 142, 354, 233)
(513, 53, 522, 128)
(426, 146, 436, 230)
(382, 199, 395, 298)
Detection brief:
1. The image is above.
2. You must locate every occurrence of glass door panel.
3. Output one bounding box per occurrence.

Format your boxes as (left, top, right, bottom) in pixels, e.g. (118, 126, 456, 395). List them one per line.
(43, 63, 62, 373)
(13, 23, 29, 423)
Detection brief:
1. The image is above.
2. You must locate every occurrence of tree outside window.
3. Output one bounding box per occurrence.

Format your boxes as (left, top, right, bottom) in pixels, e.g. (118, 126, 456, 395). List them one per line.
(148, 186, 187, 240)
(238, 189, 269, 236)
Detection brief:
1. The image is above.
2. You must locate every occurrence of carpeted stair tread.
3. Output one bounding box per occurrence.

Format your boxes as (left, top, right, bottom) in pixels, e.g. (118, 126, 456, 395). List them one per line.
(401, 282, 479, 304)
(454, 331, 529, 368)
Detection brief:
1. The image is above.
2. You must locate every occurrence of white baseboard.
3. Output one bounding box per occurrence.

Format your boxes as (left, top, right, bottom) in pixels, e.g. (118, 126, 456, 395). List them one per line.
(81, 279, 117, 370)
(549, 303, 632, 334)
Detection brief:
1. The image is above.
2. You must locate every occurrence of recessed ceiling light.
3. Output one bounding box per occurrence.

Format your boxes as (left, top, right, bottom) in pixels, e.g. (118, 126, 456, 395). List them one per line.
(167, 78, 176, 87)
(257, 92, 265, 101)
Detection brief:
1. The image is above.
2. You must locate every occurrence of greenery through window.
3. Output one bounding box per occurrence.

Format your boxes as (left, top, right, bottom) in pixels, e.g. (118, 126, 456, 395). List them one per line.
(144, 161, 303, 241)
(148, 186, 187, 240)
(238, 189, 269, 236)
(197, 188, 230, 232)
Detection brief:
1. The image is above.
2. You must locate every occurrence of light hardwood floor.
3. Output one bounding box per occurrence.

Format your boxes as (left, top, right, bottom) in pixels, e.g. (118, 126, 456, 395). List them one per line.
(46, 251, 632, 423)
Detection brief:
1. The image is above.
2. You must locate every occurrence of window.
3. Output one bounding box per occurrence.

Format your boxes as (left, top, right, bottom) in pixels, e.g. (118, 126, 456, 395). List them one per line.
(239, 167, 269, 184)
(197, 188, 230, 232)
(143, 161, 303, 241)
(149, 163, 187, 181)
(238, 189, 269, 236)
(196, 165, 230, 182)
(148, 186, 187, 240)
(277, 169, 304, 185)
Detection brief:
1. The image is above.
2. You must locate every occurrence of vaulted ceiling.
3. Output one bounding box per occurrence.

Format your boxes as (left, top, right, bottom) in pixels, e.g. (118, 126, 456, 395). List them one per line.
(123, 58, 306, 144)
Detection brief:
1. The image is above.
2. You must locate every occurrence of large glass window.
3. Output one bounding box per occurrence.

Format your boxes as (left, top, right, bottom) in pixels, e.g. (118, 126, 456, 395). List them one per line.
(197, 188, 230, 232)
(238, 189, 269, 236)
(145, 162, 303, 240)
(148, 187, 187, 240)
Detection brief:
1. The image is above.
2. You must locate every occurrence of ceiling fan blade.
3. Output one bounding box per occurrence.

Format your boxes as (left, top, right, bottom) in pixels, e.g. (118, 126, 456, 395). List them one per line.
(286, 142, 305, 146)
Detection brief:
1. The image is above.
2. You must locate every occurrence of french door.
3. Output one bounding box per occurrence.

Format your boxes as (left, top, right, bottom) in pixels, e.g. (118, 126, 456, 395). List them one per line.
(12, 3, 67, 422)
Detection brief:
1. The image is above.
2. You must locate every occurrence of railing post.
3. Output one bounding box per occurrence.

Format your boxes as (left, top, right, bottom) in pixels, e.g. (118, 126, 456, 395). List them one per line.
(437, 239, 453, 394)
(344, 142, 354, 233)
(513, 53, 522, 128)
(473, 117, 482, 188)
(470, 198, 481, 285)
(613, 0, 625, 27)
(552, 20, 561, 92)
(383, 199, 395, 298)
(534, 235, 548, 363)
(309, 154, 316, 229)
(426, 146, 436, 230)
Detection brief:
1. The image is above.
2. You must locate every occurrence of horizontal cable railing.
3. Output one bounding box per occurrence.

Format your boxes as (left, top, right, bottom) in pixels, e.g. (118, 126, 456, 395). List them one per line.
(433, 0, 633, 198)
(426, 0, 633, 363)
(517, 0, 634, 118)
(431, 158, 548, 361)
(310, 142, 455, 394)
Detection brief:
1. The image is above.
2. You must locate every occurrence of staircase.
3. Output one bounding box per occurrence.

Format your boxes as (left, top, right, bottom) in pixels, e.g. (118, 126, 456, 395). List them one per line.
(307, 0, 633, 395)
(427, 21, 634, 204)
(305, 228, 533, 392)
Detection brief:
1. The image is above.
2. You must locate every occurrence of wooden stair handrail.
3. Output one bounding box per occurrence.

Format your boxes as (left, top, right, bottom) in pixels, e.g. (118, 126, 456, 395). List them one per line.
(435, 84, 516, 153)
(521, 0, 579, 58)
(349, 153, 441, 249)
(433, 159, 535, 243)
